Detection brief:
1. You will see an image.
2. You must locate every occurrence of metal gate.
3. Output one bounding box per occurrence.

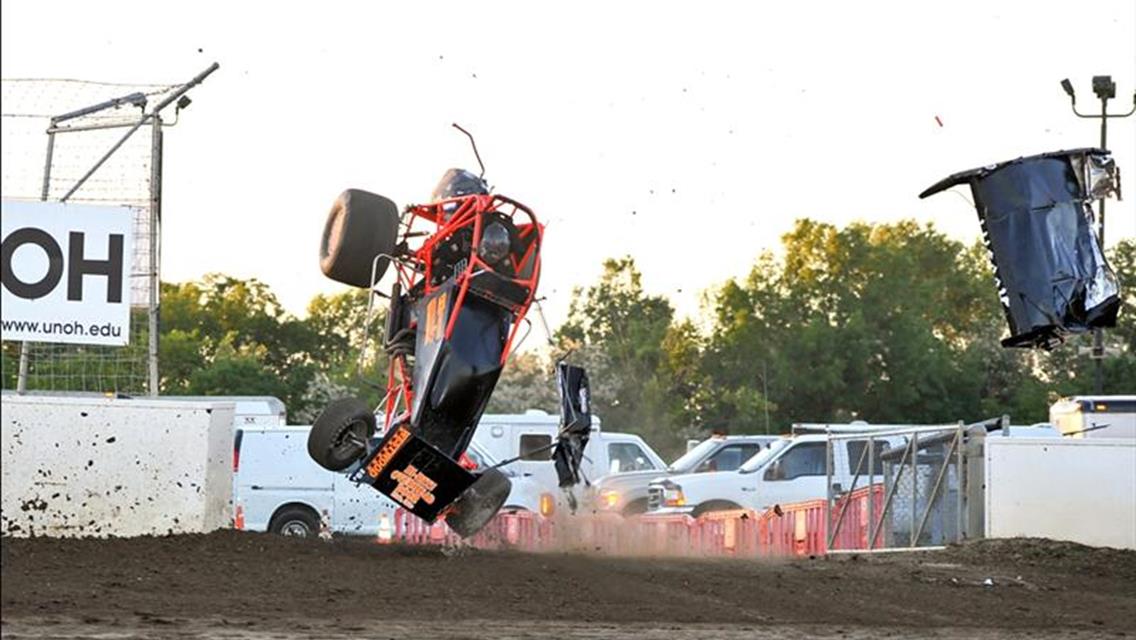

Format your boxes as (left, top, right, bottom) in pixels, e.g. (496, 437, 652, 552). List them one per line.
(825, 417, 1002, 551)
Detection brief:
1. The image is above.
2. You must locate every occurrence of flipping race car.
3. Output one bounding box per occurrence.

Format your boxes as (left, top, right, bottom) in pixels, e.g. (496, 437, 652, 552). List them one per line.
(307, 127, 591, 537)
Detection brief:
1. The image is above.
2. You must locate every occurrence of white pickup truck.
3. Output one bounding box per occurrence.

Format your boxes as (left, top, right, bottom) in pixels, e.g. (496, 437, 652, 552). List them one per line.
(591, 434, 781, 516)
(647, 433, 902, 516)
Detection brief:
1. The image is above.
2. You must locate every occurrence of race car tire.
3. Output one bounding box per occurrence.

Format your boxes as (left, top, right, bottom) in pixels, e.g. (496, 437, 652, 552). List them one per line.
(308, 397, 376, 471)
(320, 188, 400, 288)
(269, 505, 320, 537)
(446, 468, 512, 538)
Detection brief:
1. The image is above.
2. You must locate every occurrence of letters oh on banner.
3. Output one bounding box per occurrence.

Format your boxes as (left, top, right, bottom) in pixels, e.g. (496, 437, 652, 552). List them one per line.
(1, 201, 135, 346)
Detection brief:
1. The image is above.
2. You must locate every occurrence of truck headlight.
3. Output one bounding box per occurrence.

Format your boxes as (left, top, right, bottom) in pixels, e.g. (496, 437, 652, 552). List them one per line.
(663, 486, 686, 507)
(598, 489, 620, 510)
(539, 493, 555, 517)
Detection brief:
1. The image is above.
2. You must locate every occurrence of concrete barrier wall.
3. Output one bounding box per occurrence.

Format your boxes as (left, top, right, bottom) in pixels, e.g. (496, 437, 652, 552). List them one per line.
(985, 437, 1136, 550)
(1, 395, 234, 537)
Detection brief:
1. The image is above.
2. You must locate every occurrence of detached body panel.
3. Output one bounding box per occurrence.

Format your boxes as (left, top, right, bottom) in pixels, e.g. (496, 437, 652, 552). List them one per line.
(921, 148, 1122, 348)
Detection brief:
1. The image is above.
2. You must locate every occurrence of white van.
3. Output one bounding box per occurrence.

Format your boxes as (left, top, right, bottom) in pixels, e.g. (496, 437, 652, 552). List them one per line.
(233, 425, 549, 537)
(647, 433, 904, 516)
(471, 410, 666, 490)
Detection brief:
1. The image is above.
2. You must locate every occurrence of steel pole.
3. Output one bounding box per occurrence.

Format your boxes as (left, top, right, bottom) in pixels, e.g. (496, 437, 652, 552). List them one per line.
(910, 431, 918, 547)
(867, 435, 875, 549)
(1093, 97, 1108, 394)
(60, 62, 219, 203)
(148, 117, 163, 396)
(16, 130, 57, 394)
(955, 421, 964, 543)
(825, 434, 833, 547)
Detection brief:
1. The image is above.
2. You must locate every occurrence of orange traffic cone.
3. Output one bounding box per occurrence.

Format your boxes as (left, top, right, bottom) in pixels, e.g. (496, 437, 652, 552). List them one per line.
(377, 512, 393, 544)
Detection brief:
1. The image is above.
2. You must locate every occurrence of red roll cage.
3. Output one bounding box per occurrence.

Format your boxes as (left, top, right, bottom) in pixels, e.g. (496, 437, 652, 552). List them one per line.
(379, 193, 543, 433)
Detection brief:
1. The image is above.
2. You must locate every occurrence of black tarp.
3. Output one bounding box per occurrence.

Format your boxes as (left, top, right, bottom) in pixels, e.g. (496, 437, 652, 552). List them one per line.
(920, 148, 1122, 349)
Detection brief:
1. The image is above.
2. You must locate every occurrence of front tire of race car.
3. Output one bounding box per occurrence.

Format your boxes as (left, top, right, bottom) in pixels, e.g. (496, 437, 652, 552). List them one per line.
(320, 188, 400, 288)
(445, 468, 512, 538)
(308, 397, 377, 471)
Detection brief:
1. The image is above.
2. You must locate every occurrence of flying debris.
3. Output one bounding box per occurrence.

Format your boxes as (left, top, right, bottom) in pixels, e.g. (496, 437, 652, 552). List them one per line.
(920, 148, 1122, 349)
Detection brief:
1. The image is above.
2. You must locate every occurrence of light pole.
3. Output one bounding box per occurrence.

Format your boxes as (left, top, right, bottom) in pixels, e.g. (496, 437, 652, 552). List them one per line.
(1059, 75, 1136, 394)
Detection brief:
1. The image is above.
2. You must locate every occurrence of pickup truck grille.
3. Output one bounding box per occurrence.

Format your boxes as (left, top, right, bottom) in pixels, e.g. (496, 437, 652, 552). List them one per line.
(647, 486, 663, 511)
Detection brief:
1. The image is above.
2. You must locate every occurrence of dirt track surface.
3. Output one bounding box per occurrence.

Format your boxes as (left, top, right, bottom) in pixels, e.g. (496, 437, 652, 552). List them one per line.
(2, 532, 1134, 639)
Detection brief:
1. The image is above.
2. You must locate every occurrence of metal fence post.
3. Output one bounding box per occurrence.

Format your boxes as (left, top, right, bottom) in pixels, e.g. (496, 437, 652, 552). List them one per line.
(15, 343, 29, 393)
(867, 434, 875, 549)
(955, 421, 964, 543)
(965, 426, 986, 539)
(148, 116, 163, 396)
(909, 430, 919, 547)
(825, 431, 834, 545)
(16, 129, 58, 394)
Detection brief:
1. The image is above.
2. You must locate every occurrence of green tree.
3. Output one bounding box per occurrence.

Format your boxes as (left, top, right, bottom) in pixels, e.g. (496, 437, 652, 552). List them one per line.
(159, 274, 318, 418)
(701, 219, 1025, 431)
(485, 351, 560, 414)
(294, 288, 388, 421)
(183, 340, 291, 399)
(558, 257, 695, 457)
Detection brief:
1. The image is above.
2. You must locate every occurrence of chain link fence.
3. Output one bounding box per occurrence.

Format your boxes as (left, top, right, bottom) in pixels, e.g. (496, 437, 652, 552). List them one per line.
(881, 438, 962, 547)
(1, 66, 217, 395)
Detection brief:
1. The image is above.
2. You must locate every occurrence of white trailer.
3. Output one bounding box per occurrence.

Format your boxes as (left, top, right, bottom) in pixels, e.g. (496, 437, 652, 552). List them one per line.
(1050, 396, 1136, 439)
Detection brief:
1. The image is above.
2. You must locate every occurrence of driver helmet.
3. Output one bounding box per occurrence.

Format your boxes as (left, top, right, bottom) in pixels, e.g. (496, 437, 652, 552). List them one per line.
(431, 168, 489, 203)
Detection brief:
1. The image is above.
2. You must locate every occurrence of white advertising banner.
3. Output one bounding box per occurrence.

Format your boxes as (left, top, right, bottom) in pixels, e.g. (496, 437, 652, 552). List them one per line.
(1, 201, 134, 346)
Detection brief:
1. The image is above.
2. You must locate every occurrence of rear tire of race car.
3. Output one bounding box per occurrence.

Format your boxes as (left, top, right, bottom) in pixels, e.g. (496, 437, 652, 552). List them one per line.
(320, 188, 400, 288)
(308, 397, 376, 471)
(445, 468, 512, 538)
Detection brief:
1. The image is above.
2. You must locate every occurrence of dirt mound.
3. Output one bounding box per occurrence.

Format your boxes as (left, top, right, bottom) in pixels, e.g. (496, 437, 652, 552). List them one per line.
(3, 531, 1133, 637)
(942, 537, 1136, 580)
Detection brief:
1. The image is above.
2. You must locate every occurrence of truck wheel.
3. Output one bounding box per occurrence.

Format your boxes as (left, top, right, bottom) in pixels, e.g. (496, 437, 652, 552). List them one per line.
(446, 468, 512, 538)
(269, 505, 320, 537)
(621, 498, 649, 517)
(309, 397, 376, 471)
(320, 188, 400, 288)
(692, 501, 743, 518)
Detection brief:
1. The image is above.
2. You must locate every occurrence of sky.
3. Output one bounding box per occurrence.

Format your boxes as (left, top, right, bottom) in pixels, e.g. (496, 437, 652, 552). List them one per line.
(2, 0, 1135, 333)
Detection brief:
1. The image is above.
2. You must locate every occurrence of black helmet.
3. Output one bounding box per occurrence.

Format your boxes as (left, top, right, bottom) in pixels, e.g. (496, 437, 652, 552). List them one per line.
(430, 168, 489, 202)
